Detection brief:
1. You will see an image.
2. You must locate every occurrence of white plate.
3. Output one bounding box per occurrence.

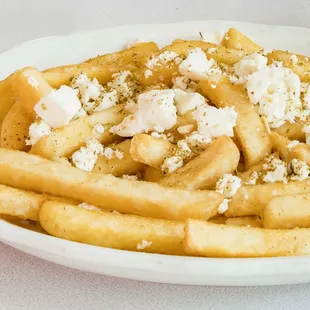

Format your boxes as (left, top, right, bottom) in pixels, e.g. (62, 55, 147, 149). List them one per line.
(1, 20, 310, 286)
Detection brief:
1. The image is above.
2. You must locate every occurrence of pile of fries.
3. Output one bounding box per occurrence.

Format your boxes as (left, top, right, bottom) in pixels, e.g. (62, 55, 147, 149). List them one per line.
(2, 28, 310, 258)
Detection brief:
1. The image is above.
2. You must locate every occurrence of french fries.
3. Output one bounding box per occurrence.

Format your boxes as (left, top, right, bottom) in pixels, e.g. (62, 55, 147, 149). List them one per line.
(43, 42, 159, 88)
(267, 50, 310, 82)
(263, 194, 310, 229)
(130, 134, 176, 168)
(0, 148, 224, 221)
(159, 136, 240, 190)
(237, 160, 265, 184)
(142, 166, 164, 182)
(0, 184, 77, 221)
(200, 75, 272, 168)
(40, 201, 186, 255)
(93, 139, 145, 176)
(30, 105, 126, 159)
(184, 220, 310, 257)
(272, 121, 305, 142)
(225, 216, 262, 228)
(227, 181, 310, 217)
(221, 28, 262, 52)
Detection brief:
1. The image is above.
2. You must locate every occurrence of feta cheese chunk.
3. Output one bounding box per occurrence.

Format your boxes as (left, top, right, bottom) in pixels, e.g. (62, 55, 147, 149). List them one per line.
(179, 48, 221, 81)
(161, 155, 183, 174)
(218, 199, 229, 214)
(263, 156, 288, 183)
(94, 89, 118, 112)
(246, 63, 302, 128)
(192, 105, 237, 140)
(172, 76, 199, 93)
(173, 89, 205, 115)
(34, 86, 81, 128)
(287, 140, 300, 149)
(111, 89, 177, 137)
(290, 158, 310, 181)
(186, 131, 211, 150)
(216, 174, 241, 198)
(107, 71, 134, 102)
(26, 119, 51, 146)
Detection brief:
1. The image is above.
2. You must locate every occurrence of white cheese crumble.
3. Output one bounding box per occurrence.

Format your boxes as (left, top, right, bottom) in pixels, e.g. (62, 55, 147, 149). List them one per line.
(107, 71, 134, 102)
(179, 48, 222, 81)
(78, 202, 101, 211)
(173, 89, 205, 116)
(246, 63, 302, 128)
(172, 76, 199, 93)
(71, 138, 103, 172)
(290, 158, 310, 181)
(218, 199, 229, 214)
(27, 76, 39, 88)
(215, 174, 242, 198)
(137, 240, 152, 250)
(176, 139, 192, 158)
(94, 89, 118, 112)
(192, 104, 238, 141)
(122, 174, 138, 181)
(161, 155, 183, 174)
(287, 140, 300, 149)
(245, 171, 260, 185)
(146, 51, 182, 69)
(186, 131, 211, 150)
(26, 119, 52, 146)
(110, 89, 177, 137)
(92, 123, 105, 134)
(303, 84, 310, 110)
(231, 53, 268, 84)
(177, 124, 195, 135)
(144, 69, 153, 78)
(102, 147, 124, 160)
(263, 156, 288, 183)
(34, 86, 81, 128)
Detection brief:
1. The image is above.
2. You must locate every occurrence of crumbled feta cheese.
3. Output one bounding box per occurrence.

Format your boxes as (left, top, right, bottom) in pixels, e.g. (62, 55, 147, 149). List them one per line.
(144, 69, 153, 79)
(179, 48, 222, 80)
(137, 240, 152, 250)
(161, 155, 183, 174)
(122, 174, 138, 181)
(176, 140, 192, 158)
(290, 158, 310, 181)
(232, 53, 268, 84)
(173, 89, 205, 116)
(102, 147, 114, 160)
(263, 156, 288, 183)
(79, 202, 101, 211)
(34, 86, 81, 128)
(110, 89, 177, 137)
(246, 63, 302, 128)
(26, 119, 51, 146)
(71, 74, 102, 106)
(290, 54, 298, 65)
(303, 124, 310, 145)
(172, 76, 198, 93)
(92, 123, 105, 134)
(192, 105, 238, 140)
(114, 149, 124, 160)
(177, 124, 195, 135)
(94, 89, 118, 112)
(210, 84, 216, 89)
(287, 140, 300, 149)
(218, 199, 229, 214)
(146, 51, 181, 69)
(303, 84, 310, 109)
(216, 174, 242, 198)
(72, 138, 103, 172)
(107, 71, 134, 102)
(27, 76, 39, 88)
(245, 171, 260, 185)
(186, 131, 211, 150)
(151, 131, 167, 140)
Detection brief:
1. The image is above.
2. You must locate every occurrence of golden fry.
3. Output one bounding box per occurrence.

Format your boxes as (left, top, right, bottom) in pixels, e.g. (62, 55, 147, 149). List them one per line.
(272, 121, 305, 142)
(225, 216, 262, 228)
(0, 148, 224, 221)
(159, 136, 240, 190)
(142, 166, 164, 182)
(39, 201, 185, 255)
(200, 75, 272, 168)
(184, 220, 310, 257)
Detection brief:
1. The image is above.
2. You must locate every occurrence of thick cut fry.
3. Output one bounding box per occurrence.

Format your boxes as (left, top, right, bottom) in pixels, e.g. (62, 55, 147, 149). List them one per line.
(1, 102, 33, 150)
(93, 139, 145, 176)
(40, 201, 185, 255)
(227, 181, 310, 217)
(200, 75, 272, 168)
(0, 73, 15, 132)
(130, 134, 176, 168)
(1, 68, 54, 150)
(0, 148, 224, 221)
(221, 28, 262, 52)
(30, 105, 126, 159)
(226, 216, 262, 228)
(238, 160, 265, 184)
(159, 136, 240, 190)
(141, 41, 248, 86)
(12, 67, 53, 118)
(43, 42, 159, 88)
(184, 220, 310, 257)
(272, 121, 305, 142)
(268, 50, 310, 82)
(142, 166, 164, 182)
(0, 184, 77, 221)
(263, 194, 310, 229)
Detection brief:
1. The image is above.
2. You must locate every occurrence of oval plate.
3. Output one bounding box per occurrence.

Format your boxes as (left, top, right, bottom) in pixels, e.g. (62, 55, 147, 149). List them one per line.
(1, 20, 310, 286)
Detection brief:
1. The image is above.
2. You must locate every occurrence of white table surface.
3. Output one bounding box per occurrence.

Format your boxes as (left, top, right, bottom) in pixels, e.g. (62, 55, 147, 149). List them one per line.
(1, 0, 310, 309)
